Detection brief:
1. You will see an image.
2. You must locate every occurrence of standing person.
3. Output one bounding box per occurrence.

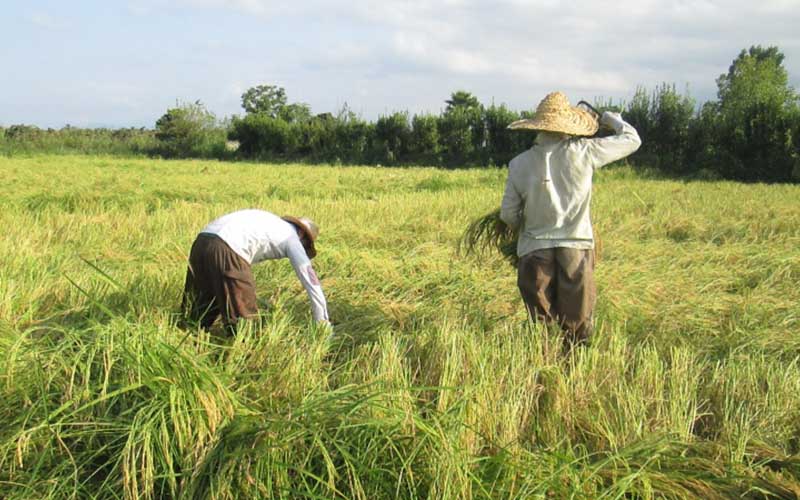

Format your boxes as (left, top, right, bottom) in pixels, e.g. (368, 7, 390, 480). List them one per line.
(500, 91, 641, 350)
(181, 209, 330, 333)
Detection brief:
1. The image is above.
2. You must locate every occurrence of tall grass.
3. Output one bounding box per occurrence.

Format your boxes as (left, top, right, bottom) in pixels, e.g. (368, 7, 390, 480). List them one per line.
(0, 127, 159, 157)
(1, 155, 799, 498)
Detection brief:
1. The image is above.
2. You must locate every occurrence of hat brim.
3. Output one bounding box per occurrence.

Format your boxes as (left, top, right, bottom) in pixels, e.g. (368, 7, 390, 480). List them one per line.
(282, 216, 317, 259)
(508, 107, 598, 136)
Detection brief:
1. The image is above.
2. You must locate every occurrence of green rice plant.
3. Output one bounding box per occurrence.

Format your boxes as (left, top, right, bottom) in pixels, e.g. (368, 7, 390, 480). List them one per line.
(1, 155, 800, 498)
(458, 208, 519, 266)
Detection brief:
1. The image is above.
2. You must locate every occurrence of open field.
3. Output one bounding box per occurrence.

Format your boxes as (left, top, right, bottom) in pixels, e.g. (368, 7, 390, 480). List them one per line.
(1, 155, 800, 499)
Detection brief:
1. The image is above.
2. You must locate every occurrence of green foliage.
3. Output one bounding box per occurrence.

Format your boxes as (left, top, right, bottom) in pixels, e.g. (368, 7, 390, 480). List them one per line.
(373, 112, 411, 164)
(230, 109, 373, 163)
(330, 108, 371, 164)
(624, 84, 695, 174)
(241, 84, 312, 125)
(717, 46, 796, 121)
(294, 113, 334, 158)
(484, 103, 527, 167)
(229, 113, 295, 158)
(226, 96, 525, 168)
(439, 106, 483, 166)
(711, 46, 800, 181)
(622, 46, 799, 183)
(441, 91, 486, 165)
(445, 90, 481, 112)
(155, 100, 223, 159)
(241, 84, 288, 116)
(0, 124, 158, 156)
(278, 102, 312, 123)
(409, 113, 440, 164)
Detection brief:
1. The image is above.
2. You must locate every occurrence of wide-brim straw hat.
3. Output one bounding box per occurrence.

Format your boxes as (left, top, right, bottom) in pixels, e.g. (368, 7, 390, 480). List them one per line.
(508, 91, 598, 136)
(282, 215, 319, 258)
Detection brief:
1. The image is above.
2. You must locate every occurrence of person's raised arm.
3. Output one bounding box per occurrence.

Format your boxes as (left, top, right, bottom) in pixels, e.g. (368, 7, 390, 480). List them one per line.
(583, 112, 642, 169)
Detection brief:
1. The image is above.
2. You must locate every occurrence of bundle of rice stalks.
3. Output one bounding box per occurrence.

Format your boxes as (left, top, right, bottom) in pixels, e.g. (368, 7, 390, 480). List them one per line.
(458, 208, 519, 267)
(459, 208, 603, 268)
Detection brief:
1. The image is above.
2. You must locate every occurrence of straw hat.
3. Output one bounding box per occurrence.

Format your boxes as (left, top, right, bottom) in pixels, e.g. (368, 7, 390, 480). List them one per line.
(508, 91, 598, 136)
(282, 216, 319, 258)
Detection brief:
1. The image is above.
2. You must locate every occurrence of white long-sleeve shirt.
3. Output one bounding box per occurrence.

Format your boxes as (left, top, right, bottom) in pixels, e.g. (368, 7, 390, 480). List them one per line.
(500, 112, 641, 256)
(200, 209, 329, 322)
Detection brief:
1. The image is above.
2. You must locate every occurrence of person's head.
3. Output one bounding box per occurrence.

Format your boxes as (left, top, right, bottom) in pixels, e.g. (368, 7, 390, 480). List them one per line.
(507, 91, 598, 137)
(282, 216, 320, 259)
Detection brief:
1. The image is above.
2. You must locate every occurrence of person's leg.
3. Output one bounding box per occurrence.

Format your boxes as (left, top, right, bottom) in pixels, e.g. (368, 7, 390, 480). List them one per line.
(517, 249, 557, 326)
(201, 237, 258, 334)
(221, 266, 258, 333)
(554, 248, 596, 350)
(182, 236, 220, 329)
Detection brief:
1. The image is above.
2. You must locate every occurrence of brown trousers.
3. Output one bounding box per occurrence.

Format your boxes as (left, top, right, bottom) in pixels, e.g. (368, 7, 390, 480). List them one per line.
(181, 234, 258, 331)
(517, 247, 596, 348)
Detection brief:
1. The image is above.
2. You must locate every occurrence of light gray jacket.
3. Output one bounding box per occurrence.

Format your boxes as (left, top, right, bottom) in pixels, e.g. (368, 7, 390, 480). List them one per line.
(500, 112, 641, 256)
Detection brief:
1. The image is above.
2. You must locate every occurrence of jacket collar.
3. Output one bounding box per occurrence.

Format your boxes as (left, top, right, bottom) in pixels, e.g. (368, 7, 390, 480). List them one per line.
(535, 131, 569, 147)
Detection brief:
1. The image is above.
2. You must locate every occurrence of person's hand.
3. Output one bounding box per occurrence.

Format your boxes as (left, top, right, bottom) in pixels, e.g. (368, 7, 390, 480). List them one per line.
(600, 111, 624, 130)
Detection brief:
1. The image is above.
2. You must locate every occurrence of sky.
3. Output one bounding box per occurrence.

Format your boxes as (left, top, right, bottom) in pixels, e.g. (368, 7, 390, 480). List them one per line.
(2, 0, 800, 129)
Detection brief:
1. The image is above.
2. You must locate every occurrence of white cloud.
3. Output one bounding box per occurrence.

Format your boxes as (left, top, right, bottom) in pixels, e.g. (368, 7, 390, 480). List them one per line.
(9, 0, 800, 127)
(212, 0, 798, 117)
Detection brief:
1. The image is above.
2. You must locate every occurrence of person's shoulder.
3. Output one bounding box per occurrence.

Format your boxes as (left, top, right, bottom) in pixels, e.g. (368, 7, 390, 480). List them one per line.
(564, 136, 594, 155)
(285, 234, 311, 262)
(242, 208, 275, 217)
(244, 209, 285, 225)
(222, 208, 271, 220)
(508, 147, 534, 171)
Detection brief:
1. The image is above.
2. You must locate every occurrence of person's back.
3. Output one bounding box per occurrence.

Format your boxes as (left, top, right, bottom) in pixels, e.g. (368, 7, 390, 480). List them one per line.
(500, 92, 640, 351)
(201, 209, 297, 264)
(503, 112, 641, 256)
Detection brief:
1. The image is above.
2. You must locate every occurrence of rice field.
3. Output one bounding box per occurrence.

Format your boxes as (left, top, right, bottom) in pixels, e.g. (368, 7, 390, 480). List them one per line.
(1, 154, 799, 499)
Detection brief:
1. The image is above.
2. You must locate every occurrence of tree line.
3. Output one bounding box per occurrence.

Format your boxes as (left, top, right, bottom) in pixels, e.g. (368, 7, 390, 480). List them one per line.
(2, 45, 798, 182)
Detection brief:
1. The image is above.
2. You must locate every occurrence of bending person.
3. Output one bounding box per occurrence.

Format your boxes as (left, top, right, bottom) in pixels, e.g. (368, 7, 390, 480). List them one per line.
(182, 209, 330, 333)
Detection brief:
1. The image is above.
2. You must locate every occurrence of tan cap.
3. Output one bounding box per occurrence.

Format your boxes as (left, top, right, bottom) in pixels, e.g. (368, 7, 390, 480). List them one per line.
(282, 215, 319, 258)
(508, 91, 598, 136)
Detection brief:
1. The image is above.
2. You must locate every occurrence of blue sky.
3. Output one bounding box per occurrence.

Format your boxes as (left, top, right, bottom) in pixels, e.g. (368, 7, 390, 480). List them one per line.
(2, 0, 799, 128)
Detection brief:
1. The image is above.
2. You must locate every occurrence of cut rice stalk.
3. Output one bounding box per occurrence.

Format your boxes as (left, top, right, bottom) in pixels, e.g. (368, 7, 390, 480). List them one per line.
(458, 208, 519, 267)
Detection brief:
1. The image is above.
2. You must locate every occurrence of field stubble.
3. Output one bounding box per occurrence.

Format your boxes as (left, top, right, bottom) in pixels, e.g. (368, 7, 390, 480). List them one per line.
(1, 155, 799, 499)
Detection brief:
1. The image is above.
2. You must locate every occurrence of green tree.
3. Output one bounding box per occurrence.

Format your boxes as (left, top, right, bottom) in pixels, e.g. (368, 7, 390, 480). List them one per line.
(332, 105, 370, 163)
(439, 107, 479, 165)
(651, 84, 695, 173)
(278, 102, 312, 123)
(714, 46, 799, 181)
(241, 84, 312, 124)
(409, 113, 440, 164)
(241, 85, 288, 116)
(439, 91, 485, 165)
(154, 100, 218, 158)
(229, 114, 296, 158)
(484, 103, 524, 167)
(373, 112, 411, 164)
(717, 46, 797, 121)
(445, 90, 481, 112)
